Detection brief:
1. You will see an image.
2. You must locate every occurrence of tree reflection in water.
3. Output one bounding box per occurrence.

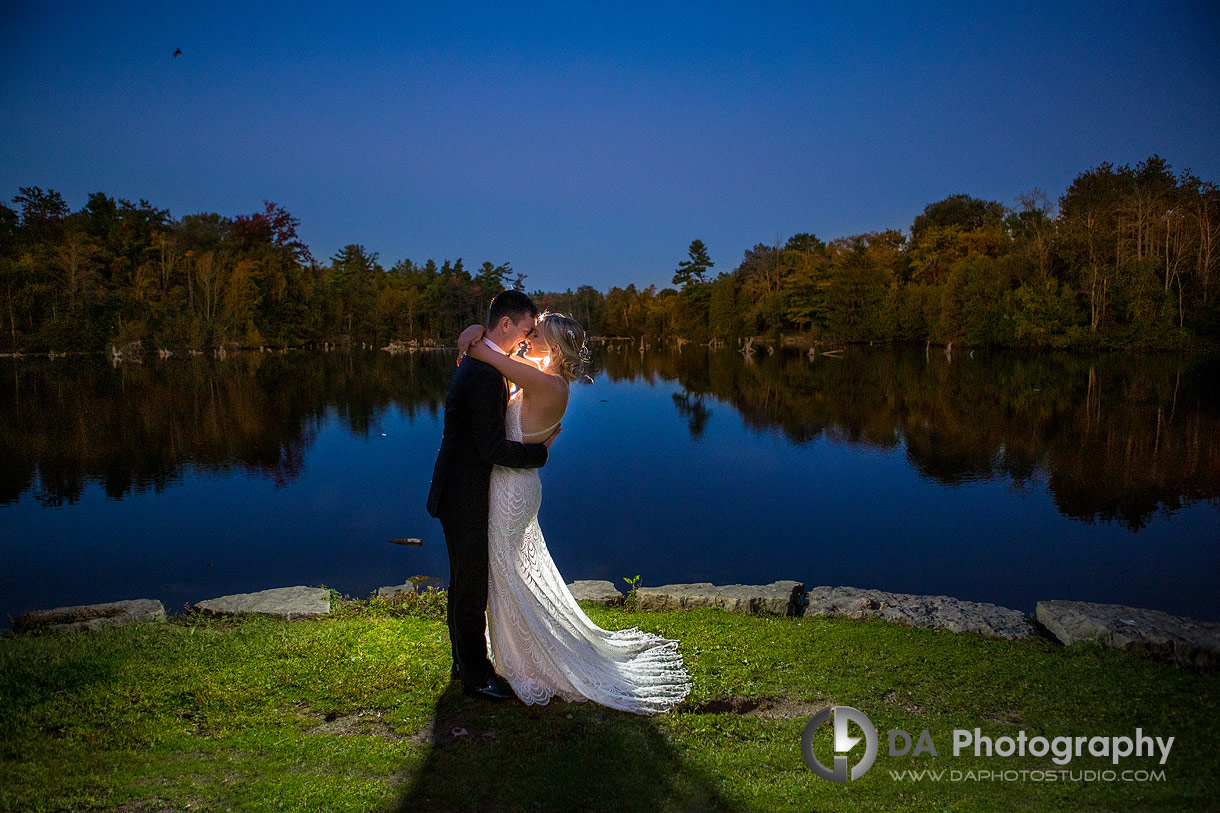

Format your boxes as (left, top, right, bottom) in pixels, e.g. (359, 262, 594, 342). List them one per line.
(3, 347, 1217, 533)
(1, 350, 451, 506)
(601, 346, 1220, 531)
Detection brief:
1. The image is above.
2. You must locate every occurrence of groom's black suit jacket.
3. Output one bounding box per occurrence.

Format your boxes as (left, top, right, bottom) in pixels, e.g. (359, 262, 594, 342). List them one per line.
(426, 354, 548, 521)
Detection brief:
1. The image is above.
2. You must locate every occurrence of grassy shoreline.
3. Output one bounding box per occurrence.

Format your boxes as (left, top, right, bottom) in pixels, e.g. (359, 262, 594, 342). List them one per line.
(2, 593, 1216, 812)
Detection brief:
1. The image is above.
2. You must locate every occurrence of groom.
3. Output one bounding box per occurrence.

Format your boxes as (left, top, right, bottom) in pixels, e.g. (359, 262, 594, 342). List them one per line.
(426, 289, 559, 701)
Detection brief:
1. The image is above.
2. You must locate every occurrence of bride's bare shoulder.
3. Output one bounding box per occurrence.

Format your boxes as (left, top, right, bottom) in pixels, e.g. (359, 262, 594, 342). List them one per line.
(523, 373, 568, 404)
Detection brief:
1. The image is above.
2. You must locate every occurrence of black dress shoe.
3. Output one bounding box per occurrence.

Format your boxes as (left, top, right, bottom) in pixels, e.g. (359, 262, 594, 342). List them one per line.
(461, 675, 516, 701)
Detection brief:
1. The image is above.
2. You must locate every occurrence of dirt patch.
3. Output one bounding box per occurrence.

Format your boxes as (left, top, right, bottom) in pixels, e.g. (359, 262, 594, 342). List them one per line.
(108, 797, 209, 812)
(982, 707, 1027, 725)
(111, 801, 161, 812)
(882, 689, 927, 715)
(288, 703, 408, 740)
(402, 711, 483, 748)
(687, 695, 832, 719)
(406, 716, 437, 749)
(747, 697, 833, 720)
(177, 709, 216, 739)
(311, 709, 405, 739)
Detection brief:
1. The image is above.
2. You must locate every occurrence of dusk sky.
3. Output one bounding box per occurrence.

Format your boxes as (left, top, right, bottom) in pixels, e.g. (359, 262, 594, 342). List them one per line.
(3, 2, 1218, 293)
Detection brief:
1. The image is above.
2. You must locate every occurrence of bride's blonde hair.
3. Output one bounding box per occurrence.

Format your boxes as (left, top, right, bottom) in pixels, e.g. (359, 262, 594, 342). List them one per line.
(536, 312, 590, 383)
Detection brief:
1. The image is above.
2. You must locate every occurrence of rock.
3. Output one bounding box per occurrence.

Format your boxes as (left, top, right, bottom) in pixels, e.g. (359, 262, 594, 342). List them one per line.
(567, 580, 623, 605)
(193, 586, 331, 620)
(804, 586, 1036, 639)
(635, 581, 807, 617)
(1036, 600, 1220, 669)
(377, 583, 417, 599)
(376, 576, 442, 598)
(18, 599, 165, 633)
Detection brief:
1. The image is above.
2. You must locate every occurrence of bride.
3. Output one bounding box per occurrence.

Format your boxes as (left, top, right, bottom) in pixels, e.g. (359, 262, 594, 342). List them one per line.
(456, 313, 692, 715)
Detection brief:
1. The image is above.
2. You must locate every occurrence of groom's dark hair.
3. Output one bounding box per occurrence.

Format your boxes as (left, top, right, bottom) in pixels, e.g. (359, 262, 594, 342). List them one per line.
(488, 289, 539, 328)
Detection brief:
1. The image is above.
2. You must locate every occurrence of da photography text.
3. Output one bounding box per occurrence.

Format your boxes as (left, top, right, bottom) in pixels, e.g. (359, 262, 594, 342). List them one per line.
(802, 706, 1174, 784)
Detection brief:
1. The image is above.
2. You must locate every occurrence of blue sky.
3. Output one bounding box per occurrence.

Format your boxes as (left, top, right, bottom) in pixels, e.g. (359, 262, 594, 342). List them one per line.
(3, 1, 1218, 292)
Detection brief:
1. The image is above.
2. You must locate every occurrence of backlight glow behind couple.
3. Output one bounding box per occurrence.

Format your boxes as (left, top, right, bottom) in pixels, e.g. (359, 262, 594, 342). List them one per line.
(426, 289, 691, 714)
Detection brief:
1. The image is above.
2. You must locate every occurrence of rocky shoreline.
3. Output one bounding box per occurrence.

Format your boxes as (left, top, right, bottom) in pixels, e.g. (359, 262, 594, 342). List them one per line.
(11, 579, 1220, 670)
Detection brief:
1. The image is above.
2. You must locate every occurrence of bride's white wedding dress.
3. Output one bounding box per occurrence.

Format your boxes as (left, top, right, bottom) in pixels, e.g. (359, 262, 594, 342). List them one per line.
(485, 390, 692, 714)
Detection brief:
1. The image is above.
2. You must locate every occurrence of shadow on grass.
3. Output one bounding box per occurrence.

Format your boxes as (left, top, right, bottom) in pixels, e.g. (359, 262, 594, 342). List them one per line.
(395, 680, 741, 812)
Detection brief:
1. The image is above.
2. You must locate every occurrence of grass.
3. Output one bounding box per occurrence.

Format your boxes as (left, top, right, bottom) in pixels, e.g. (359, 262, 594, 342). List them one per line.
(1, 591, 1217, 812)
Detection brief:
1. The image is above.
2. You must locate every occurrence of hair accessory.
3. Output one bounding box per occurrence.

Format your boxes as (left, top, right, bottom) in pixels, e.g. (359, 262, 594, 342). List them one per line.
(578, 345, 591, 364)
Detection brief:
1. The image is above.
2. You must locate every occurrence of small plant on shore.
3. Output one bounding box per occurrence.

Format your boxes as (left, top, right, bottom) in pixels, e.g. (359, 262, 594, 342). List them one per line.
(623, 575, 641, 612)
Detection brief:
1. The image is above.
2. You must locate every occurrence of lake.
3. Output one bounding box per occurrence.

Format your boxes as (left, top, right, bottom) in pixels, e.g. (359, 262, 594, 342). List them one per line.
(2, 345, 1218, 629)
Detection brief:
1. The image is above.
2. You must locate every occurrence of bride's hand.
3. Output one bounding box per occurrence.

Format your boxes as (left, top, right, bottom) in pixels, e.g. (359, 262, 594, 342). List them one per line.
(457, 324, 486, 363)
(542, 424, 561, 448)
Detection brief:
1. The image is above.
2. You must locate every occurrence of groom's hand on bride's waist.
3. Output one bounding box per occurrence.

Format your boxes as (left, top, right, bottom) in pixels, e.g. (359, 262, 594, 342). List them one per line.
(542, 425, 562, 447)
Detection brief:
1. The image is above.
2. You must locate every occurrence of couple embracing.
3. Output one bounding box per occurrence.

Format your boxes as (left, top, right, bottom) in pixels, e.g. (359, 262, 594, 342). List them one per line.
(426, 290, 691, 715)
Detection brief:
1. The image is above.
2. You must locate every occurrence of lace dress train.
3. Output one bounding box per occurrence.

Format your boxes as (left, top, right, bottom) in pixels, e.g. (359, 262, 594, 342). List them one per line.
(485, 393, 691, 714)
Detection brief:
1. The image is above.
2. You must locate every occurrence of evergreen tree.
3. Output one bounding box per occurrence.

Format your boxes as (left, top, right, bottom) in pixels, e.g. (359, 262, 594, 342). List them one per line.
(673, 239, 714, 288)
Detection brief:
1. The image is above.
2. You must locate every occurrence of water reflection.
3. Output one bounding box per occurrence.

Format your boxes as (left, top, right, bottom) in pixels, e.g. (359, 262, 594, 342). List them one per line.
(2, 347, 1218, 532)
(1, 350, 451, 506)
(602, 346, 1219, 531)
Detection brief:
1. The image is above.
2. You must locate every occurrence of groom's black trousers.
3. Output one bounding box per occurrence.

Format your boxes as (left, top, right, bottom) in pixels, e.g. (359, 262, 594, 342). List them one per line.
(438, 502, 495, 686)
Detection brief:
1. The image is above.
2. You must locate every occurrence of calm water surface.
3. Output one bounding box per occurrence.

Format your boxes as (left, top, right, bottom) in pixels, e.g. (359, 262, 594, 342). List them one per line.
(2, 346, 1218, 628)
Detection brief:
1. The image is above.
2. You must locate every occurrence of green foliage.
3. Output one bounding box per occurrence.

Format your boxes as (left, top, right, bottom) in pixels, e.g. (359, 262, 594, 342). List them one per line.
(1004, 277, 1081, 347)
(328, 586, 449, 622)
(3, 154, 1217, 354)
(623, 575, 641, 612)
(825, 234, 892, 341)
(0, 194, 511, 353)
(910, 193, 1007, 242)
(707, 273, 743, 339)
(673, 239, 714, 288)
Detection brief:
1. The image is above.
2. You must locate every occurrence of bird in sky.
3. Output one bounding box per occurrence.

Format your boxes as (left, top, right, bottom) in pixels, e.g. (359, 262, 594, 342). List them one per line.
(173, 48, 182, 57)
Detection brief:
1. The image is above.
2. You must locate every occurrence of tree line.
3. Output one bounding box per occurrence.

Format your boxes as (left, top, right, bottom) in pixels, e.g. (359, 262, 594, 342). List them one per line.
(0, 193, 523, 353)
(2, 154, 1217, 354)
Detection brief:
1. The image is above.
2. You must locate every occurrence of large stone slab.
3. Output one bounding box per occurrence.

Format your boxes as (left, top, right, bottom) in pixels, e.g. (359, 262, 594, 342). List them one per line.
(193, 586, 330, 620)
(804, 586, 1036, 639)
(18, 599, 165, 633)
(635, 581, 807, 616)
(567, 580, 624, 605)
(1036, 600, 1220, 669)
